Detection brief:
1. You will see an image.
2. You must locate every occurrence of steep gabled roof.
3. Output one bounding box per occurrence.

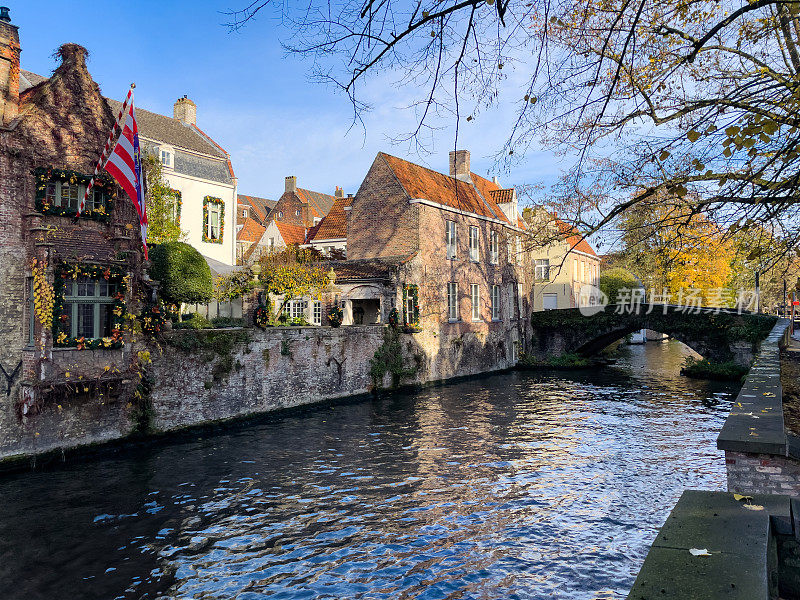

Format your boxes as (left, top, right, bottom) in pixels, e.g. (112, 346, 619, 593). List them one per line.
(21, 69, 231, 161)
(295, 188, 336, 220)
(308, 195, 352, 241)
(237, 217, 266, 243)
(275, 221, 307, 245)
(238, 194, 276, 223)
(490, 188, 515, 204)
(379, 153, 512, 224)
(557, 219, 598, 257)
(107, 99, 227, 158)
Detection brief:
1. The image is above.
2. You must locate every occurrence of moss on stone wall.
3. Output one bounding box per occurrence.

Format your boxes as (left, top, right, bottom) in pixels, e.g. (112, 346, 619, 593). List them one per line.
(165, 329, 251, 386)
(369, 327, 418, 389)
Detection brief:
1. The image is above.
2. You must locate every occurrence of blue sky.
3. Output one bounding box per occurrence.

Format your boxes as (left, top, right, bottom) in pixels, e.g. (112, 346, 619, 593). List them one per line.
(11, 1, 561, 201)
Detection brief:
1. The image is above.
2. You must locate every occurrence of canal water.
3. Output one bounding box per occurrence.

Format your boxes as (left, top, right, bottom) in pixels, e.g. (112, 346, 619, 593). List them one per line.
(0, 341, 737, 600)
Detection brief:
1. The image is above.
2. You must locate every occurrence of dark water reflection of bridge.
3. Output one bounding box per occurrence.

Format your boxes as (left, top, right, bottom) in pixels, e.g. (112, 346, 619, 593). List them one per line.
(0, 341, 738, 600)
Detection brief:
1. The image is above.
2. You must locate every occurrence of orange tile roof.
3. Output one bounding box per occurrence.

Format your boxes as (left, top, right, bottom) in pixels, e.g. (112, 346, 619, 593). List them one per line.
(517, 216, 527, 230)
(380, 153, 512, 224)
(237, 217, 266, 243)
(295, 188, 336, 220)
(309, 195, 352, 241)
(276, 221, 307, 246)
(557, 219, 598, 257)
(489, 188, 515, 204)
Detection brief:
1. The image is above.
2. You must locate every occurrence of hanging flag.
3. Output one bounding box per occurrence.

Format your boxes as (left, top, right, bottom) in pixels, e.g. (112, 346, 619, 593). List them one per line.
(104, 100, 148, 259)
(79, 85, 148, 259)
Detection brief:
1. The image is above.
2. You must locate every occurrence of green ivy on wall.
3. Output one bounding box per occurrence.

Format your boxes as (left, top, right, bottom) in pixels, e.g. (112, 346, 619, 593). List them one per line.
(202, 196, 224, 244)
(34, 167, 115, 223)
(52, 262, 127, 350)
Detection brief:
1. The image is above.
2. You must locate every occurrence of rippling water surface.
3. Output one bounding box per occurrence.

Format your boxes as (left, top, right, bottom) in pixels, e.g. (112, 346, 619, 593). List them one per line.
(0, 341, 737, 600)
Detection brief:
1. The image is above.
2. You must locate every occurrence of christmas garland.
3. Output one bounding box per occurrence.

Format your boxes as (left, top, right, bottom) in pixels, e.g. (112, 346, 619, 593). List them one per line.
(202, 196, 224, 243)
(52, 262, 127, 350)
(139, 303, 165, 335)
(34, 167, 115, 223)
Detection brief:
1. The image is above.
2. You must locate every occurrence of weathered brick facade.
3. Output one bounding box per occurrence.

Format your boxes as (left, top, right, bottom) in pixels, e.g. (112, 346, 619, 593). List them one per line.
(347, 152, 534, 381)
(0, 33, 143, 459)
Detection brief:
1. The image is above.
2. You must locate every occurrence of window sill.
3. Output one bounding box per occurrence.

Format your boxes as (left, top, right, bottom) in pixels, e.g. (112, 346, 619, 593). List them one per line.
(491, 318, 502, 322)
(471, 319, 484, 323)
(448, 318, 461, 323)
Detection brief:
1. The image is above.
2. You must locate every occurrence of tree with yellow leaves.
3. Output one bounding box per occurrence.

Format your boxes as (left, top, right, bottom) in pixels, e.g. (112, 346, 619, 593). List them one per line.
(257, 246, 328, 316)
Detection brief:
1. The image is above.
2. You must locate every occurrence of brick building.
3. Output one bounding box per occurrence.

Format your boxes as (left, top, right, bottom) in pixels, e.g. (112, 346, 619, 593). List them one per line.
(0, 15, 145, 454)
(270, 175, 337, 228)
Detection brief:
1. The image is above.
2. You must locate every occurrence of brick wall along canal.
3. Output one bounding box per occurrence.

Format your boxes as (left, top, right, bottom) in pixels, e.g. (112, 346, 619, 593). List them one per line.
(0, 341, 738, 600)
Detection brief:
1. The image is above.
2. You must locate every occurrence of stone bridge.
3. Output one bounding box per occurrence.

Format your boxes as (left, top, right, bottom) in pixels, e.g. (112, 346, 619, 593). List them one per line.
(528, 305, 777, 366)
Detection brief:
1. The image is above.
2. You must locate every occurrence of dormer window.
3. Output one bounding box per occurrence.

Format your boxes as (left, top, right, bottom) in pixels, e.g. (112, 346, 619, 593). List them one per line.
(158, 145, 174, 168)
(242, 209, 248, 220)
(295, 209, 301, 217)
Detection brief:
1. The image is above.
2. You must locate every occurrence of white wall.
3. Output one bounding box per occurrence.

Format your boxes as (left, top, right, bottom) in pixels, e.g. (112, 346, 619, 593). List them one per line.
(162, 170, 237, 265)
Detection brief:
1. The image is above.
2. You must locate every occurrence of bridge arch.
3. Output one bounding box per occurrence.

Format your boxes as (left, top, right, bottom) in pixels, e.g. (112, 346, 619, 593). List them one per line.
(528, 305, 777, 367)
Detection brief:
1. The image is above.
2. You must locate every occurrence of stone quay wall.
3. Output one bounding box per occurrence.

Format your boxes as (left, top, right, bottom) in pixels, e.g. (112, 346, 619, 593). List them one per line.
(148, 326, 386, 431)
(717, 318, 800, 495)
(0, 323, 517, 468)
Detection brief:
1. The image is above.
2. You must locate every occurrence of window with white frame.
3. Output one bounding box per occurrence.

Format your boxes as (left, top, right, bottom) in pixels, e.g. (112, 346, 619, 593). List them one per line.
(447, 282, 458, 320)
(242, 208, 248, 220)
(206, 201, 222, 241)
(469, 226, 479, 261)
(44, 181, 107, 211)
(470, 284, 480, 321)
(160, 149, 172, 168)
(292, 300, 307, 320)
(573, 259, 579, 281)
(445, 220, 457, 259)
(491, 284, 501, 320)
(535, 258, 550, 280)
(312, 301, 322, 325)
(490, 231, 499, 264)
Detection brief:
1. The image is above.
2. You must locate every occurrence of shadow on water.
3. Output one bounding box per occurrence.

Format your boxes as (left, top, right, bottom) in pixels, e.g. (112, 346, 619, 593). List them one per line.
(0, 340, 738, 600)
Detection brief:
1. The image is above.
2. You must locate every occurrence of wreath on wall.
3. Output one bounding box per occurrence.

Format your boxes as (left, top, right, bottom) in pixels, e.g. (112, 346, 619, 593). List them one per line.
(34, 167, 115, 223)
(254, 303, 272, 329)
(328, 304, 343, 328)
(51, 262, 127, 350)
(202, 196, 224, 244)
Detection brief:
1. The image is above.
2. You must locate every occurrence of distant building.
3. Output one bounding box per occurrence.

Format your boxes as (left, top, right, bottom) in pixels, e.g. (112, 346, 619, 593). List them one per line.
(305, 189, 351, 257)
(270, 176, 336, 229)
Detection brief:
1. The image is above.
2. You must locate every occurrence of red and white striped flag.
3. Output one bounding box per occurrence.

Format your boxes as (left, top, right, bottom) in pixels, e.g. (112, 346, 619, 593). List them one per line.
(80, 86, 148, 259)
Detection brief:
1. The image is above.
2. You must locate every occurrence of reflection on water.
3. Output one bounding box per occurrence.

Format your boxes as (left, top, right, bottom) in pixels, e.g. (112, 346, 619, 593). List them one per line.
(0, 341, 736, 600)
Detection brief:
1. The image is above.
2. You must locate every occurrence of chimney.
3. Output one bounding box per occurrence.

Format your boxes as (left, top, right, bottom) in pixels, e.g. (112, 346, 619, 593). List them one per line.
(285, 176, 297, 193)
(173, 95, 196, 125)
(449, 150, 471, 182)
(335, 186, 344, 198)
(0, 7, 20, 126)
(492, 175, 500, 185)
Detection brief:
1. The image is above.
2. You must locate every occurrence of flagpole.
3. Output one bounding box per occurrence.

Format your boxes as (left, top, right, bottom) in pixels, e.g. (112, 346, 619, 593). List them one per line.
(77, 83, 135, 215)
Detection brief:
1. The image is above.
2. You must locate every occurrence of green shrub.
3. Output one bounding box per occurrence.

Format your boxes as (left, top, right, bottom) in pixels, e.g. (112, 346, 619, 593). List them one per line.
(681, 357, 748, 381)
(211, 316, 245, 328)
(518, 352, 592, 369)
(149, 242, 213, 305)
(173, 314, 213, 330)
(599, 267, 640, 304)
